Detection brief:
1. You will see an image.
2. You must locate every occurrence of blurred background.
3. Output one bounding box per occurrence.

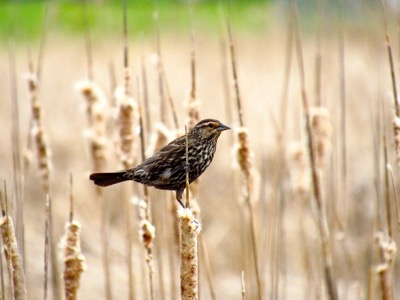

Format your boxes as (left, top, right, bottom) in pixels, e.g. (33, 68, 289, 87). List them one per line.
(1, 0, 400, 299)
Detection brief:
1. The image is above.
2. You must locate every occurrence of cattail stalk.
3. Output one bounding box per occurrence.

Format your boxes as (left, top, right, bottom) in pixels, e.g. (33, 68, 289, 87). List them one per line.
(26, 71, 51, 194)
(179, 207, 200, 300)
(199, 235, 216, 300)
(241, 271, 246, 300)
(381, 1, 400, 177)
(137, 81, 156, 300)
(0, 209, 26, 299)
(25, 59, 60, 300)
(179, 126, 200, 299)
(43, 195, 50, 300)
(154, 11, 179, 129)
(292, 2, 338, 299)
(62, 175, 85, 300)
(387, 164, 400, 233)
(375, 233, 396, 300)
(77, 78, 112, 300)
(227, 20, 262, 299)
(62, 221, 86, 300)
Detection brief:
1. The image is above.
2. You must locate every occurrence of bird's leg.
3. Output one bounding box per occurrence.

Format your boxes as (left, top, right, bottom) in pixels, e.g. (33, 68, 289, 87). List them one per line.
(176, 187, 185, 208)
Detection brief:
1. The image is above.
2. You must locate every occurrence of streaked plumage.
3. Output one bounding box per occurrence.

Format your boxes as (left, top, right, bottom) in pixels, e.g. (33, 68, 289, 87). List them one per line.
(90, 118, 230, 206)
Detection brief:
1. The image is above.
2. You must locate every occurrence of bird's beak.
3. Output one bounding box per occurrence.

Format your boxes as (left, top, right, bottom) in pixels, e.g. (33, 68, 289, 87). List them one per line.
(216, 123, 230, 131)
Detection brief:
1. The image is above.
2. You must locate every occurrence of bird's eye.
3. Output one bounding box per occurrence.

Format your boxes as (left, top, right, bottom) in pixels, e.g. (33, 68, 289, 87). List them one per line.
(208, 123, 215, 128)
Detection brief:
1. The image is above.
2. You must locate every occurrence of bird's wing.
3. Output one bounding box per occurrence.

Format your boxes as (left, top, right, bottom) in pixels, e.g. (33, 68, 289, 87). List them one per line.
(135, 134, 186, 170)
(158, 135, 186, 152)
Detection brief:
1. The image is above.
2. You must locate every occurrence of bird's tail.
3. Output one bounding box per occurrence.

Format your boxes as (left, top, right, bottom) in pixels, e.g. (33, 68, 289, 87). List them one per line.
(90, 171, 129, 187)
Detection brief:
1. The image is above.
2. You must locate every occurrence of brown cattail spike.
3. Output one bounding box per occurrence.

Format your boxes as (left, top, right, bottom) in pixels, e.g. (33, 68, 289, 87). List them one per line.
(62, 221, 86, 300)
(179, 207, 200, 300)
(0, 215, 27, 300)
(309, 107, 332, 169)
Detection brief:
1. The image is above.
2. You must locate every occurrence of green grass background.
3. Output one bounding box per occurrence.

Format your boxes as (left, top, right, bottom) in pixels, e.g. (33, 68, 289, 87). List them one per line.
(1, 1, 279, 42)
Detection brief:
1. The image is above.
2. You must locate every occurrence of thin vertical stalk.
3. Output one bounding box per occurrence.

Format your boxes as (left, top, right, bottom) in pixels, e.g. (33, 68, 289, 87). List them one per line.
(138, 79, 156, 300)
(179, 126, 199, 300)
(292, 2, 338, 299)
(227, 18, 262, 299)
(43, 195, 50, 300)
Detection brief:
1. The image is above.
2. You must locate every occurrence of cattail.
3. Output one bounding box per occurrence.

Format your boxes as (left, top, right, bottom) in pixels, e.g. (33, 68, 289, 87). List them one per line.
(76, 79, 109, 172)
(184, 91, 201, 131)
(235, 127, 254, 180)
(114, 84, 139, 169)
(392, 117, 400, 168)
(146, 122, 175, 156)
(375, 232, 397, 300)
(25, 72, 51, 193)
(288, 143, 311, 197)
(62, 220, 86, 300)
(179, 207, 200, 300)
(310, 107, 332, 169)
(0, 216, 26, 300)
(138, 198, 156, 250)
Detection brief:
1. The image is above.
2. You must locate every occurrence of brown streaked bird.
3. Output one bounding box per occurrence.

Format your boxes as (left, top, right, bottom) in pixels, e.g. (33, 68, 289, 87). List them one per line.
(90, 119, 230, 207)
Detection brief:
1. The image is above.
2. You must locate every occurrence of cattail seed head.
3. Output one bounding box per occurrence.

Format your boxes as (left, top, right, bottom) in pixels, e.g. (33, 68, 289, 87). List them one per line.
(184, 91, 201, 131)
(393, 116, 400, 167)
(77, 80, 109, 172)
(146, 122, 175, 156)
(309, 107, 332, 169)
(234, 127, 254, 178)
(62, 221, 86, 300)
(26, 72, 52, 193)
(139, 219, 156, 249)
(0, 216, 27, 300)
(114, 86, 139, 168)
(288, 142, 311, 197)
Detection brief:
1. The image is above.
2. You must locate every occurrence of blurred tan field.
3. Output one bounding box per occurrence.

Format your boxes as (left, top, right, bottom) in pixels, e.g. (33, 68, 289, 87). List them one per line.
(1, 1, 400, 299)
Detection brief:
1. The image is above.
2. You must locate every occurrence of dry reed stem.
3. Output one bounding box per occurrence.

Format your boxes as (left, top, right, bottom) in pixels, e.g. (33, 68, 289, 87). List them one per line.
(25, 72, 51, 194)
(116, 15, 137, 293)
(199, 235, 216, 300)
(153, 13, 179, 129)
(375, 232, 396, 300)
(62, 221, 86, 300)
(383, 135, 393, 238)
(137, 97, 156, 300)
(141, 55, 151, 134)
(241, 271, 246, 300)
(381, 0, 400, 118)
(43, 195, 50, 300)
(234, 127, 261, 298)
(138, 195, 156, 299)
(179, 208, 200, 300)
(387, 164, 400, 233)
(77, 79, 113, 300)
(9, 48, 25, 273)
(292, 1, 338, 299)
(338, 0, 348, 229)
(228, 18, 261, 297)
(0, 216, 26, 300)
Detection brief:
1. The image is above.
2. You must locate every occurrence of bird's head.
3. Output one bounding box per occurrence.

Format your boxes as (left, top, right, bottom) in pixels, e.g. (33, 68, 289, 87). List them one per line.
(190, 119, 230, 140)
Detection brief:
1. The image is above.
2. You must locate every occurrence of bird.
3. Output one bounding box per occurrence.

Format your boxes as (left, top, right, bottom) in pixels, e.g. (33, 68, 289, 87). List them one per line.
(90, 118, 230, 207)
